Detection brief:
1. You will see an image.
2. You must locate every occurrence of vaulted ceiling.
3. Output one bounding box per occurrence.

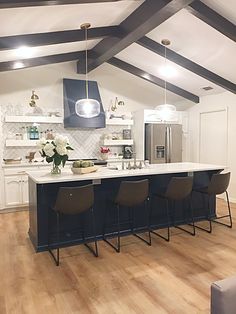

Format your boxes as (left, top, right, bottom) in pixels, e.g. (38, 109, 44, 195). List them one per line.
(0, 0, 236, 105)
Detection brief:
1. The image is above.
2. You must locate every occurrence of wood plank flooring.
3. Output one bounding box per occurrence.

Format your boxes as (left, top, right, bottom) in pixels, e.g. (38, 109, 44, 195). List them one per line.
(0, 199, 236, 314)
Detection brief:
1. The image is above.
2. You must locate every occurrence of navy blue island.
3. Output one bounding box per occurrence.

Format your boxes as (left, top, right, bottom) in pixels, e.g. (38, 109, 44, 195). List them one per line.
(27, 162, 225, 252)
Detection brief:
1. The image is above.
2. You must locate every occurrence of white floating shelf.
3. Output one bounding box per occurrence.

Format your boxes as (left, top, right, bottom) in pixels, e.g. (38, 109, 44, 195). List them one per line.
(5, 139, 38, 147)
(5, 115, 63, 124)
(103, 139, 133, 146)
(106, 119, 133, 126)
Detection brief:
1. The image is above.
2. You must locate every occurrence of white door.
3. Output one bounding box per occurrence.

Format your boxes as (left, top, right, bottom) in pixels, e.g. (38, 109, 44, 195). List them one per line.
(21, 175, 29, 204)
(4, 175, 22, 206)
(199, 110, 228, 165)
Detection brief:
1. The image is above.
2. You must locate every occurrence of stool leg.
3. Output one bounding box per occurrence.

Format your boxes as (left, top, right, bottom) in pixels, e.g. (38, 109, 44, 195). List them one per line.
(103, 204, 121, 253)
(83, 208, 99, 257)
(212, 191, 232, 228)
(150, 198, 170, 242)
(175, 196, 196, 236)
(132, 199, 152, 246)
(48, 211, 60, 266)
(194, 193, 212, 233)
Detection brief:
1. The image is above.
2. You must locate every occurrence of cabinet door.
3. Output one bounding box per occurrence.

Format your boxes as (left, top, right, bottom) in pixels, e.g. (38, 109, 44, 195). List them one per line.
(4, 176, 21, 206)
(21, 175, 29, 204)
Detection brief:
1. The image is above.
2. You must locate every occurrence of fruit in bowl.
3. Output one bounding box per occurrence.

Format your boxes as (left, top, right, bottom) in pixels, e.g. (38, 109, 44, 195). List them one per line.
(71, 160, 97, 174)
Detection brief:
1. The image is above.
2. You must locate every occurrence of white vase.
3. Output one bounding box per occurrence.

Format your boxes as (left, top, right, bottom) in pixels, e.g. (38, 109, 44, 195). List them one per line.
(101, 153, 109, 160)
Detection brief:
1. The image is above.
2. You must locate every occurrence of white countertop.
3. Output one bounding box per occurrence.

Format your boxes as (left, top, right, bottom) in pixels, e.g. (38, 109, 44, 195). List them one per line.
(27, 162, 226, 184)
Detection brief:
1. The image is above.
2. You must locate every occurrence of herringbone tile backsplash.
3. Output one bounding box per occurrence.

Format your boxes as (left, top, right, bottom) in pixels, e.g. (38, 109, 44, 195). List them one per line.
(1, 106, 129, 161)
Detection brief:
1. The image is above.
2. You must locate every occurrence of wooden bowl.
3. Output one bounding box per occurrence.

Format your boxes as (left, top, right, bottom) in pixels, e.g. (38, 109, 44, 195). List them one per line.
(71, 166, 98, 174)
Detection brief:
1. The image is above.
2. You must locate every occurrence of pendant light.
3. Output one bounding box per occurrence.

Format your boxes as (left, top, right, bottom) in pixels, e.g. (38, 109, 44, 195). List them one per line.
(75, 23, 100, 118)
(155, 39, 176, 121)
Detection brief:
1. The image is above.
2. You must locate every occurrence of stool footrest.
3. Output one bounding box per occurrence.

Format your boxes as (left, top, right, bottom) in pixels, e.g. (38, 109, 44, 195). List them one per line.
(103, 237, 120, 253)
(150, 229, 170, 242)
(84, 242, 98, 257)
(133, 232, 151, 246)
(194, 220, 212, 233)
(212, 214, 232, 228)
(175, 224, 195, 236)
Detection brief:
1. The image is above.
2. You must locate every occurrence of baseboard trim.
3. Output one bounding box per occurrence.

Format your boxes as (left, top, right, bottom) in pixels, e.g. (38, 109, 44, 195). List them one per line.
(0, 206, 29, 214)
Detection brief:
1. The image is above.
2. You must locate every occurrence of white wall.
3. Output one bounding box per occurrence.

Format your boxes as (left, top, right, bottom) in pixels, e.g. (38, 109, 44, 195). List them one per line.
(186, 91, 236, 201)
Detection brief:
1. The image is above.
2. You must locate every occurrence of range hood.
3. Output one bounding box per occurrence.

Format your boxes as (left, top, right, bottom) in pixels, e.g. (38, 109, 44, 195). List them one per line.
(63, 78, 105, 128)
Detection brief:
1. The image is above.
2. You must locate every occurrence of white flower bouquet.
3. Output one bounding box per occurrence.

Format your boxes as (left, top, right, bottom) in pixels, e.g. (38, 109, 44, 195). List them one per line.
(38, 135, 73, 173)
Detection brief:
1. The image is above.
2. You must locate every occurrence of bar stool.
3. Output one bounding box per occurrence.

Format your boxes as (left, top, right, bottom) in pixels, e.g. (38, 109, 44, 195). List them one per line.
(103, 179, 151, 252)
(193, 172, 232, 233)
(48, 184, 98, 266)
(150, 176, 195, 241)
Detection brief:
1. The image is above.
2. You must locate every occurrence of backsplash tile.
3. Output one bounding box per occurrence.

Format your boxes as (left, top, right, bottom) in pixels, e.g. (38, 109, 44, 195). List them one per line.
(2, 115, 127, 161)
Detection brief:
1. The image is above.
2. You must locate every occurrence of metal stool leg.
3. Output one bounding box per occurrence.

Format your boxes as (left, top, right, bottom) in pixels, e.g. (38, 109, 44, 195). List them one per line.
(83, 208, 99, 257)
(103, 204, 121, 253)
(150, 198, 170, 242)
(194, 193, 212, 233)
(212, 191, 233, 228)
(175, 196, 196, 236)
(133, 199, 152, 246)
(48, 211, 60, 266)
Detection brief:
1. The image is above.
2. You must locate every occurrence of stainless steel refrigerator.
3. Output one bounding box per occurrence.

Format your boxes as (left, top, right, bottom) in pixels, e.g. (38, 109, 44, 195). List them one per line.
(145, 124, 182, 163)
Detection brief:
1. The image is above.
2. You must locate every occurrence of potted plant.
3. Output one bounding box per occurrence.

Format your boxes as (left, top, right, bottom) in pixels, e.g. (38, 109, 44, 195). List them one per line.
(38, 135, 73, 174)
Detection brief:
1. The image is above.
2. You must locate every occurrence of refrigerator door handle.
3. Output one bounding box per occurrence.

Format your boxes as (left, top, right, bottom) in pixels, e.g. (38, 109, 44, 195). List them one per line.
(169, 125, 172, 163)
(165, 126, 168, 163)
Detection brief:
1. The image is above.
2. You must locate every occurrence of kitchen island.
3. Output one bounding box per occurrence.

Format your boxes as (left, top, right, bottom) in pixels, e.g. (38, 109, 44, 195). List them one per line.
(28, 162, 225, 252)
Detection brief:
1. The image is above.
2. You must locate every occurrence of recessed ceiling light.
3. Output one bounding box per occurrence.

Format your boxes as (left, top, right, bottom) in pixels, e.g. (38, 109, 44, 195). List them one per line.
(15, 46, 33, 58)
(159, 65, 177, 78)
(13, 61, 24, 69)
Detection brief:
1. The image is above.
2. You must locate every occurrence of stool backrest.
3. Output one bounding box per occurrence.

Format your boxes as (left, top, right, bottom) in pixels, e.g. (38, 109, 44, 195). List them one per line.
(54, 184, 94, 215)
(208, 172, 230, 195)
(165, 176, 193, 201)
(115, 179, 149, 207)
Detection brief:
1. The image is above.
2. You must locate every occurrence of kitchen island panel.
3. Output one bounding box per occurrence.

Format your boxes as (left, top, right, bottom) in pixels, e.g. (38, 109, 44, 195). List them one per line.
(28, 165, 223, 252)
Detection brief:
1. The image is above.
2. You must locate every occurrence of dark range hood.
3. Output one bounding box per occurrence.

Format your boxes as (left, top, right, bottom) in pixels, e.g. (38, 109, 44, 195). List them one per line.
(63, 78, 105, 128)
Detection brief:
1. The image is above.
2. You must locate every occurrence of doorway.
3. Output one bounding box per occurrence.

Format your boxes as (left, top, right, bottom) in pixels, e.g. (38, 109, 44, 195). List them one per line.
(199, 109, 228, 165)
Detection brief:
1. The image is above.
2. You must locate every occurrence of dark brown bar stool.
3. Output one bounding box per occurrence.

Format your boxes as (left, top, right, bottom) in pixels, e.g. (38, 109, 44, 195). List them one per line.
(48, 184, 98, 266)
(193, 172, 232, 233)
(150, 176, 195, 241)
(103, 179, 151, 253)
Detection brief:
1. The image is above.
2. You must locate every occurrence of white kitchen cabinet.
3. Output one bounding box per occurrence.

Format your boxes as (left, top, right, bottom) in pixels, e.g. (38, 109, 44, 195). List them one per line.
(2, 164, 54, 209)
(4, 175, 22, 207)
(21, 175, 29, 204)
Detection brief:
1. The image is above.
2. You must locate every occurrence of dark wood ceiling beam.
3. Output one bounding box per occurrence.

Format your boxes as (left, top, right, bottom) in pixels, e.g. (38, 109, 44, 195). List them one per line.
(0, 51, 84, 72)
(107, 57, 199, 103)
(137, 36, 236, 94)
(0, 0, 122, 9)
(187, 1, 236, 42)
(0, 26, 120, 50)
(77, 0, 196, 74)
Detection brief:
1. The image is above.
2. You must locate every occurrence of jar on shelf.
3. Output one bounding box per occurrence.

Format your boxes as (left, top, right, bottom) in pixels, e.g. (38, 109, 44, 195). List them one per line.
(15, 133, 23, 140)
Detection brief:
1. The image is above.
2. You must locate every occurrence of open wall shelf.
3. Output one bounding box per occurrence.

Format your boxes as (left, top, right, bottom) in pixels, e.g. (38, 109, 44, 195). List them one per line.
(5, 115, 63, 124)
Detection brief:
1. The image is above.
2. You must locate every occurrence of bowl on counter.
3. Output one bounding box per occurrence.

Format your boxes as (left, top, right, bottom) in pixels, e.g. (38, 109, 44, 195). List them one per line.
(71, 166, 98, 174)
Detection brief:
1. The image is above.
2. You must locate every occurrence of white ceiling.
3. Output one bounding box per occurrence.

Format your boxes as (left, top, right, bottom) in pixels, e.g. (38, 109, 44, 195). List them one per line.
(0, 0, 235, 106)
(147, 9, 236, 83)
(116, 43, 225, 96)
(201, 0, 236, 24)
(0, 1, 142, 36)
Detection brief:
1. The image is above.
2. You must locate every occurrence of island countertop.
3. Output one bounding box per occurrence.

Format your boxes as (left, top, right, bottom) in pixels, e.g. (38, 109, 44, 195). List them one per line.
(27, 162, 226, 184)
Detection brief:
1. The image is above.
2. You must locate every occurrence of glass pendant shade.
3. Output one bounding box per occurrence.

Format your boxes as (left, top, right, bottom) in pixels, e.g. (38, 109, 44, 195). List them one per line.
(75, 22, 101, 119)
(75, 98, 100, 118)
(155, 104, 176, 121)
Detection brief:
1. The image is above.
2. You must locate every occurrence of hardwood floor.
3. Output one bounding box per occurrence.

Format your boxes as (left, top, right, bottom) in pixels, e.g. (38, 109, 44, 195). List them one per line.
(0, 199, 235, 314)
